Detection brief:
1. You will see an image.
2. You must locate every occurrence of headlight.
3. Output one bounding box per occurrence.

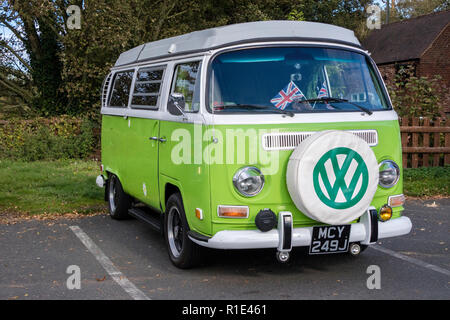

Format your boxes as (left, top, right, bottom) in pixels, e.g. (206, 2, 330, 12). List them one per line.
(378, 160, 400, 188)
(233, 167, 265, 197)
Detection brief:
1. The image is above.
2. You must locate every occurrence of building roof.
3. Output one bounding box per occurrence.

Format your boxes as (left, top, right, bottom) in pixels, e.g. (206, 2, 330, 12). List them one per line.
(362, 10, 450, 65)
(114, 20, 360, 67)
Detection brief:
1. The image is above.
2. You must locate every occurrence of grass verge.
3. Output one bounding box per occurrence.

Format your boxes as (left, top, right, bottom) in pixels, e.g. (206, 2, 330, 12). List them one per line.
(0, 159, 105, 216)
(0, 160, 448, 218)
(403, 166, 450, 198)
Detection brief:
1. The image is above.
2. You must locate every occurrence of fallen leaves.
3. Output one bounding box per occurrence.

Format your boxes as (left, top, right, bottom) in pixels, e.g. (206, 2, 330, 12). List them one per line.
(0, 211, 107, 225)
(424, 201, 439, 208)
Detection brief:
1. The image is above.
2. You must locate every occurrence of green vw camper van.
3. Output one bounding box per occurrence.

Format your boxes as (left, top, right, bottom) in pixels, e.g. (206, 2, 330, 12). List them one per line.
(97, 21, 412, 268)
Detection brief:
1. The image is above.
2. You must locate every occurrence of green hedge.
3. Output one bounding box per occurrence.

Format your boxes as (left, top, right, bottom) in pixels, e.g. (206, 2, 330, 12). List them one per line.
(0, 116, 98, 161)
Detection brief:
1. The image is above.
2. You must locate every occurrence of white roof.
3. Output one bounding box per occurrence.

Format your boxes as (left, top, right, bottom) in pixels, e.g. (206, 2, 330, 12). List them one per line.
(114, 20, 361, 67)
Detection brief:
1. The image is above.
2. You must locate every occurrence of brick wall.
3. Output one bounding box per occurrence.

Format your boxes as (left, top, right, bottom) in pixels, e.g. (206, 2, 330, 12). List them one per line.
(377, 64, 396, 88)
(377, 61, 418, 89)
(419, 24, 450, 113)
(376, 30, 450, 115)
(419, 24, 450, 86)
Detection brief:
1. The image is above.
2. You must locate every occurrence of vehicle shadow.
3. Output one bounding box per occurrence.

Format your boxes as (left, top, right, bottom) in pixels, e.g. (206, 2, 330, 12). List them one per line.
(197, 246, 362, 276)
(105, 217, 367, 276)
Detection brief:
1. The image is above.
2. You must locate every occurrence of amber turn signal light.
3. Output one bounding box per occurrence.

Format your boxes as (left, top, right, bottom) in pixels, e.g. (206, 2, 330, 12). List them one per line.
(195, 208, 203, 220)
(388, 194, 405, 207)
(217, 205, 249, 218)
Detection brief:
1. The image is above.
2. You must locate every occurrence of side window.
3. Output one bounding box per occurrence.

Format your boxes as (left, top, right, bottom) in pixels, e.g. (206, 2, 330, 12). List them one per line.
(108, 71, 134, 107)
(131, 66, 165, 109)
(170, 61, 202, 113)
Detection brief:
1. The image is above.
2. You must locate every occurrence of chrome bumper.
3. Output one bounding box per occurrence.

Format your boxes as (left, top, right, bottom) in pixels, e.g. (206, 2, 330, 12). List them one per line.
(96, 175, 105, 188)
(189, 209, 412, 250)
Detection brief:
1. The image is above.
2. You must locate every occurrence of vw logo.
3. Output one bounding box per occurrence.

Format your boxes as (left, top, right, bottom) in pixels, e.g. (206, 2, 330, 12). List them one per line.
(313, 147, 369, 209)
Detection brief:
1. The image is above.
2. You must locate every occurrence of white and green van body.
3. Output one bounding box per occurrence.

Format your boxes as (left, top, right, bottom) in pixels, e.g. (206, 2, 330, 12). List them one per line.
(97, 21, 412, 267)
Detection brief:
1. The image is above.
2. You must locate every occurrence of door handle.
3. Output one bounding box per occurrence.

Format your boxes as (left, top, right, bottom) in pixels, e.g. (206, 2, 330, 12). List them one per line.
(149, 136, 166, 143)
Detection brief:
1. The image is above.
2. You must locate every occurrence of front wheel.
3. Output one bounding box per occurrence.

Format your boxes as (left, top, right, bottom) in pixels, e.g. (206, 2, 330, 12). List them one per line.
(164, 193, 202, 268)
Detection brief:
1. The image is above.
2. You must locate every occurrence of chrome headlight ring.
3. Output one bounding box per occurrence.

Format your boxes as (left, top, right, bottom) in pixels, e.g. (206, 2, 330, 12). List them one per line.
(378, 160, 400, 188)
(233, 166, 265, 197)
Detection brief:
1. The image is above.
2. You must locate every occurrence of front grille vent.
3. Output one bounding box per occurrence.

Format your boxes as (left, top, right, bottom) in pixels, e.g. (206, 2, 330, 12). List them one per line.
(262, 130, 378, 150)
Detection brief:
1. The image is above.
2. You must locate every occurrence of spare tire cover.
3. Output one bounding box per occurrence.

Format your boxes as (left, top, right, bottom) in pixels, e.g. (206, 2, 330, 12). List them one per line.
(287, 130, 379, 225)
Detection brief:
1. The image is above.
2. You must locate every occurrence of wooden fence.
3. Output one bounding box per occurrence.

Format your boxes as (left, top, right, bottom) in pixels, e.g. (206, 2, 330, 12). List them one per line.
(400, 117, 449, 168)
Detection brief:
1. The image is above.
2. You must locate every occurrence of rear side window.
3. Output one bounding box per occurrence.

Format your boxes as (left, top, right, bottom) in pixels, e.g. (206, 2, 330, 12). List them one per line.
(131, 66, 166, 109)
(108, 71, 134, 107)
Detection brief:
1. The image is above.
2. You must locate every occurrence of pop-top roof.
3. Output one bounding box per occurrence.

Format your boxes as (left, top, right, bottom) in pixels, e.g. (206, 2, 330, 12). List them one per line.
(114, 20, 361, 67)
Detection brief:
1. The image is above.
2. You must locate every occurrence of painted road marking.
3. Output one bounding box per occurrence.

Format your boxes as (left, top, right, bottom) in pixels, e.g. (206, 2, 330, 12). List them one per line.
(372, 245, 450, 277)
(69, 225, 150, 300)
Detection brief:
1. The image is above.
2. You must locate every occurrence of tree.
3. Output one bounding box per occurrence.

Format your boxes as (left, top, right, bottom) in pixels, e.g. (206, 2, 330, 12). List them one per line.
(385, 0, 449, 21)
(387, 65, 445, 118)
(1, 0, 379, 116)
(1, 0, 66, 115)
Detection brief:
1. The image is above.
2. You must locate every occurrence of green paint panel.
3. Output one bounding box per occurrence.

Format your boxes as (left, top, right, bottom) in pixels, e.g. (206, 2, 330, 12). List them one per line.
(207, 120, 403, 235)
(102, 114, 404, 238)
(159, 120, 212, 235)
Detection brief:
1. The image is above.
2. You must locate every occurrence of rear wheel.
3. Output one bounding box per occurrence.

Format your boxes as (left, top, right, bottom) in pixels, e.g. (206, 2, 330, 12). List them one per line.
(107, 174, 131, 220)
(164, 193, 201, 269)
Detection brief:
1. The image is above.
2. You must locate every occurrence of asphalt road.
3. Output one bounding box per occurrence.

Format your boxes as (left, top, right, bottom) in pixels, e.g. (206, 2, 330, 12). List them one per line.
(0, 199, 449, 300)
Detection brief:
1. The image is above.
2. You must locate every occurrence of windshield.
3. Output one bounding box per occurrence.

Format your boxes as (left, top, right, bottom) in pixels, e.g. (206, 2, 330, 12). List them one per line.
(208, 47, 390, 114)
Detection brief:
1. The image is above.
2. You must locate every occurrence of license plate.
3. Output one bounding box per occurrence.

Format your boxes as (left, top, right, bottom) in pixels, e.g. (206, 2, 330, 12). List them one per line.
(309, 225, 351, 255)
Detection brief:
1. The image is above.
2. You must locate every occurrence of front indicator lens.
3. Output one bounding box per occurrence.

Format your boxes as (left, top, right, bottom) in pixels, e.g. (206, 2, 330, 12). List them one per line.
(388, 194, 405, 207)
(233, 167, 265, 197)
(379, 205, 393, 222)
(217, 205, 249, 218)
(379, 160, 400, 188)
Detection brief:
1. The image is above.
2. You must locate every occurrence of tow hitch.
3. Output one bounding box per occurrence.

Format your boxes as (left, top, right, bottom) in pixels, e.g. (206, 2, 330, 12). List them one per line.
(349, 243, 362, 256)
(276, 251, 290, 263)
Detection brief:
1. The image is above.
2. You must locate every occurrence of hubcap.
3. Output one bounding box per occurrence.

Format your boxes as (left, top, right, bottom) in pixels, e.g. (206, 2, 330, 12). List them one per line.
(109, 177, 118, 213)
(168, 206, 183, 258)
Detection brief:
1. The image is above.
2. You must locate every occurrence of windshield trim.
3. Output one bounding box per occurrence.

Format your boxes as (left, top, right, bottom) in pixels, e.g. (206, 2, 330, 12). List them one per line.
(205, 44, 393, 114)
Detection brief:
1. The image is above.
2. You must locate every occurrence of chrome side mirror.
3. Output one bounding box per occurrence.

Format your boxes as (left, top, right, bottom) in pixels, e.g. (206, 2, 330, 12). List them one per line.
(168, 93, 187, 117)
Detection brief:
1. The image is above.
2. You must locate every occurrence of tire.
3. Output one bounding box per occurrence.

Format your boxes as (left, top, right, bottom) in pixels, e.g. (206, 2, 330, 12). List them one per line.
(164, 193, 202, 269)
(107, 174, 131, 220)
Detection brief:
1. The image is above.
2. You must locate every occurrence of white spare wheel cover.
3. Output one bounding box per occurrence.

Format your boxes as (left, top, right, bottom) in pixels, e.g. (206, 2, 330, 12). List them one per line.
(287, 130, 379, 225)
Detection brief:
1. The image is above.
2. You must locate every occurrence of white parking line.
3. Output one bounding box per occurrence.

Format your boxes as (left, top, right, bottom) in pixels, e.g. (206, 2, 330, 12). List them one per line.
(69, 225, 151, 300)
(372, 245, 450, 277)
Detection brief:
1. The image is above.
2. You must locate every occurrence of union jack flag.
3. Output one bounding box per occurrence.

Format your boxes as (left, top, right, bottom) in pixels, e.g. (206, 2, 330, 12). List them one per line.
(270, 81, 305, 110)
(317, 81, 328, 99)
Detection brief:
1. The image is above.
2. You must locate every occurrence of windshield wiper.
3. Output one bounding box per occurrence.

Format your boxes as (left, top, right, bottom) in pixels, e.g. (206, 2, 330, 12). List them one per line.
(297, 97, 373, 115)
(213, 104, 294, 117)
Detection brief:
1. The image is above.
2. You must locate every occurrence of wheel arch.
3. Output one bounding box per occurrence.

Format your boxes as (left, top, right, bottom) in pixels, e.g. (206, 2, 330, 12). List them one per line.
(103, 169, 125, 202)
(163, 183, 183, 212)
